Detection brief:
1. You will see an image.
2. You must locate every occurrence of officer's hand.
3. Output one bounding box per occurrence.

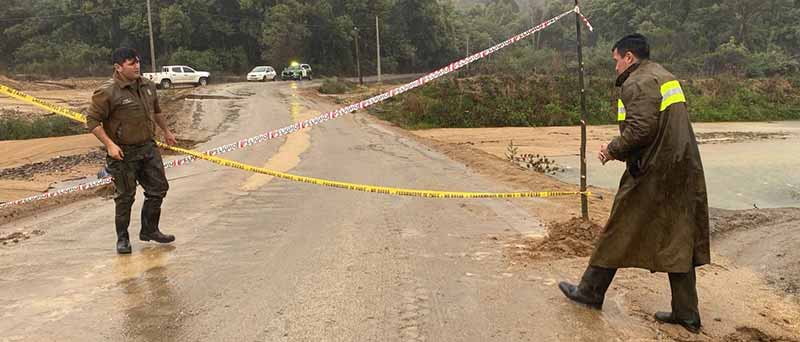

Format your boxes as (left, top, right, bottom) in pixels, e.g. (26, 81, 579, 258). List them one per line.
(164, 130, 178, 146)
(107, 143, 124, 160)
(598, 143, 613, 165)
(598, 151, 608, 165)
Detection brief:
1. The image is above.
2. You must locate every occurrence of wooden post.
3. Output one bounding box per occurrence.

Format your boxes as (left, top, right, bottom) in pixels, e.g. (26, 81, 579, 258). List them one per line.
(146, 0, 157, 73)
(575, 0, 589, 219)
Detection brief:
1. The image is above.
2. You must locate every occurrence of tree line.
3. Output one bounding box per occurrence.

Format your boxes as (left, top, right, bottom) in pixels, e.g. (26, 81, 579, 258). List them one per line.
(0, 0, 797, 78)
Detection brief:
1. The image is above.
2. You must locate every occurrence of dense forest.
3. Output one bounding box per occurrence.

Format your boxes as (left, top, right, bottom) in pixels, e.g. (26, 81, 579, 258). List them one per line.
(0, 0, 798, 78)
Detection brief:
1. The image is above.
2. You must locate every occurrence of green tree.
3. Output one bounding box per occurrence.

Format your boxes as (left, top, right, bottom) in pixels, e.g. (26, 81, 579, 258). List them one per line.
(387, 0, 460, 71)
(160, 4, 193, 48)
(260, 1, 309, 67)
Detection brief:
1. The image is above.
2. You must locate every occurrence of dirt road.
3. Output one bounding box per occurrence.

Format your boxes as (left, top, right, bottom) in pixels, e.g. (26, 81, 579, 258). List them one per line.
(1, 81, 799, 341)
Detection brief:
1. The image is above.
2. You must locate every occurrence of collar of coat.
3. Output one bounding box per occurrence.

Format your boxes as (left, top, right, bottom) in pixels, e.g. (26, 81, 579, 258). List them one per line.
(614, 60, 647, 87)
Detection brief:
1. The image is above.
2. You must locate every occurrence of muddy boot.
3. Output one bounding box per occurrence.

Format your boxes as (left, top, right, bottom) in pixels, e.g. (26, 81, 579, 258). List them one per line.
(655, 269, 701, 333)
(139, 192, 172, 243)
(654, 312, 701, 334)
(109, 156, 136, 253)
(116, 238, 132, 254)
(114, 200, 133, 253)
(138, 144, 172, 244)
(559, 265, 617, 310)
(140, 231, 175, 243)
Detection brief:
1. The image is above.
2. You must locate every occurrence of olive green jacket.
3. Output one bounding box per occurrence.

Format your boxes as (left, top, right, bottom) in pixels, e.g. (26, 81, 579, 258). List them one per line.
(87, 72, 161, 145)
(589, 60, 711, 273)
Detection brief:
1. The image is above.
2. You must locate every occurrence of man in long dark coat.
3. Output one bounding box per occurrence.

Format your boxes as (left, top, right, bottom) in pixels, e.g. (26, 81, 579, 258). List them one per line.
(558, 34, 710, 334)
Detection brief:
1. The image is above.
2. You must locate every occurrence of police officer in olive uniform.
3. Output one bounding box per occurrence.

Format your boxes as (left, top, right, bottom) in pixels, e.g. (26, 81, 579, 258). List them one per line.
(558, 34, 710, 334)
(87, 47, 177, 254)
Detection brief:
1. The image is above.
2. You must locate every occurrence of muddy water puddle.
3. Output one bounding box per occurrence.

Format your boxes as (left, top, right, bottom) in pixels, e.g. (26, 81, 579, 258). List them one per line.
(552, 121, 800, 210)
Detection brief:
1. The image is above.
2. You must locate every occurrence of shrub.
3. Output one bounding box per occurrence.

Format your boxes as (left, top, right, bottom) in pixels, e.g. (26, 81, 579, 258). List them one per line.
(0, 116, 85, 140)
(318, 78, 355, 94)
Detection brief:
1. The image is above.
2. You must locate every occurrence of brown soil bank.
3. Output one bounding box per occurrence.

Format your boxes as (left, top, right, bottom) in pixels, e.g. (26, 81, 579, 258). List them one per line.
(711, 207, 800, 297)
(510, 207, 800, 298)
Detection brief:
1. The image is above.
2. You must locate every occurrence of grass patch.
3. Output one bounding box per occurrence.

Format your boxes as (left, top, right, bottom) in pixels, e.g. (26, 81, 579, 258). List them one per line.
(318, 77, 356, 94)
(0, 115, 85, 140)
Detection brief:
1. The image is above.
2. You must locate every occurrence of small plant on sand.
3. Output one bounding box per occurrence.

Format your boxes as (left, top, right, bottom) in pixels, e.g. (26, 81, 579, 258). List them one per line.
(506, 140, 564, 175)
(505, 140, 519, 161)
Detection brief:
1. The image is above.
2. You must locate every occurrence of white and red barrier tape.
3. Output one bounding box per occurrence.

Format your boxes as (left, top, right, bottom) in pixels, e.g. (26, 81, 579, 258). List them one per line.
(0, 8, 593, 210)
(575, 6, 594, 32)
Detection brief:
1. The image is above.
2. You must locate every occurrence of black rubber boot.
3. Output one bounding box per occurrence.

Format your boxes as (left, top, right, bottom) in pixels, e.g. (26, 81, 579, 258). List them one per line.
(140, 194, 163, 237)
(559, 282, 603, 309)
(654, 311, 701, 334)
(559, 266, 617, 310)
(139, 231, 175, 243)
(116, 239, 132, 254)
(655, 268, 702, 333)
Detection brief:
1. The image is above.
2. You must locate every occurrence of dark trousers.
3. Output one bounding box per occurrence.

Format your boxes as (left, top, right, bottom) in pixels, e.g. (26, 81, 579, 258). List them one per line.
(578, 266, 700, 321)
(107, 141, 169, 241)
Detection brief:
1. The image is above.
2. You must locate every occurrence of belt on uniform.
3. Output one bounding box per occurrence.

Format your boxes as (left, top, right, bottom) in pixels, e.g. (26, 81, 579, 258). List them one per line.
(117, 140, 155, 148)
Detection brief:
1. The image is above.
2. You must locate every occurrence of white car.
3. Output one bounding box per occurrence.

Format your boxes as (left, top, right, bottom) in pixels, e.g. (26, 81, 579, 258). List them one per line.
(247, 66, 277, 82)
(143, 65, 210, 89)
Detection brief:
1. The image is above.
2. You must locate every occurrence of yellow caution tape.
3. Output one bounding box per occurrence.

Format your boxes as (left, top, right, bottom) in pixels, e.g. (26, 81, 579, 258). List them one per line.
(0, 84, 87, 123)
(157, 142, 588, 199)
(0, 79, 588, 201)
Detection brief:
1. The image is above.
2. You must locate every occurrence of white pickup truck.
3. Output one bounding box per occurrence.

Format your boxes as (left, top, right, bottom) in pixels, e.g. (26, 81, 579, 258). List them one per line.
(143, 65, 210, 89)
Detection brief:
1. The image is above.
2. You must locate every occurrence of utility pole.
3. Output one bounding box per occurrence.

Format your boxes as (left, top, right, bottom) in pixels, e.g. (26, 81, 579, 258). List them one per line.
(146, 0, 157, 73)
(376, 16, 382, 84)
(575, 0, 589, 220)
(529, 4, 536, 48)
(354, 26, 363, 85)
(464, 35, 470, 72)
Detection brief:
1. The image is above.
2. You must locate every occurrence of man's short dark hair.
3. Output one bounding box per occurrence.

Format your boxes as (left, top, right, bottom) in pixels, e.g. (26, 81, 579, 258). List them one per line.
(112, 47, 140, 65)
(612, 34, 650, 59)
